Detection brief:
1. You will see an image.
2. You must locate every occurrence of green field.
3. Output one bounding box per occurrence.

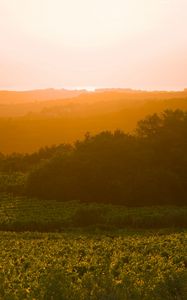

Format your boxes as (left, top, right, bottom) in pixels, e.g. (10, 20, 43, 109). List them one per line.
(0, 194, 187, 231)
(1, 194, 187, 299)
(0, 231, 187, 300)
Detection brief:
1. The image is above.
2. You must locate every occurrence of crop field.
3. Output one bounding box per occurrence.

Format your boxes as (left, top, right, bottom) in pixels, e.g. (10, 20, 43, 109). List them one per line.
(0, 231, 187, 300)
(0, 193, 187, 299)
(0, 194, 187, 231)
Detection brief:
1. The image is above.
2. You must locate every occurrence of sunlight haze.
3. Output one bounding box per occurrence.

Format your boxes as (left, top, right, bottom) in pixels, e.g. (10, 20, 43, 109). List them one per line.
(0, 0, 187, 90)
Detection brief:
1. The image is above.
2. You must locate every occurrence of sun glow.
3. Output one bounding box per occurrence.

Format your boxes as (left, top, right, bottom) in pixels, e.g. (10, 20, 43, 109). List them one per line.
(0, 0, 187, 89)
(3, 0, 159, 47)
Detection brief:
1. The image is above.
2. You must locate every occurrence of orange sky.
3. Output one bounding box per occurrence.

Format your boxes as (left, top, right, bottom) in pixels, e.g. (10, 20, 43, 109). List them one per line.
(0, 0, 187, 91)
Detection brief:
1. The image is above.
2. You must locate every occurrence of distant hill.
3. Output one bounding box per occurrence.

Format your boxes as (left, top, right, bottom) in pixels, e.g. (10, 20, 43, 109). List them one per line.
(0, 89, 187, 153)
(0, 88, 87, 104)
(0, 89, 187, 117)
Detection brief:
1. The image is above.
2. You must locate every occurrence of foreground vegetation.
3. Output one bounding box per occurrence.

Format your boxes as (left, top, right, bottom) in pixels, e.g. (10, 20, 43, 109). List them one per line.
(0, 231, 186, 300)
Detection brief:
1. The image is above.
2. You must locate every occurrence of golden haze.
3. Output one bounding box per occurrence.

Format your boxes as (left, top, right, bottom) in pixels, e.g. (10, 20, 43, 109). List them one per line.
(1, 89, 187, 153)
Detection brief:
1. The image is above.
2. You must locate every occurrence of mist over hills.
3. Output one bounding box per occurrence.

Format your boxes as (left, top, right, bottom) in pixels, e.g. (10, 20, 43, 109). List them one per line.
(0, 88, 187, 153)
(0, 88, 187, 117)
(0, 88, 88, 105)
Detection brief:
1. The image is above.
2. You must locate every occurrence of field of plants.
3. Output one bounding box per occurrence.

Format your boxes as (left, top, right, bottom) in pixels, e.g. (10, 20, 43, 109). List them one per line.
(0, 231, 186, 300)
(0, 193, 187, 231)
(0, 192, 187, 299)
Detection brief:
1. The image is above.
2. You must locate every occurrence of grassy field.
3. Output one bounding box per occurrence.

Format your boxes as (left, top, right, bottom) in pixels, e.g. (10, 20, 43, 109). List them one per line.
(0, 231, 187, 300)
(1, 193, 187, 299)
(0, 194, 187, 231)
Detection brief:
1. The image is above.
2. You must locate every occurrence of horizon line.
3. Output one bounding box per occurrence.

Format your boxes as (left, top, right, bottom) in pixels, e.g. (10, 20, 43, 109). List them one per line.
(0, 86, 186, 92)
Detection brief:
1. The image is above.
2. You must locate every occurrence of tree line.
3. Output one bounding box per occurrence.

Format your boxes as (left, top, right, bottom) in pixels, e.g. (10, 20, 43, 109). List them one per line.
(1, 109, 187, 206)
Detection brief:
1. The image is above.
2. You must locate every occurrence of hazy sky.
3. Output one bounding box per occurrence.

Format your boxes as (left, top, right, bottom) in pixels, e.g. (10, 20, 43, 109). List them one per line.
(0, 0, 187, 90)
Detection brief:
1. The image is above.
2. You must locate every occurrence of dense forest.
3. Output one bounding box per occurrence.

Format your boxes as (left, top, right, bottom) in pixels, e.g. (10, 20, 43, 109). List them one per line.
(1, 109, 187, 206)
